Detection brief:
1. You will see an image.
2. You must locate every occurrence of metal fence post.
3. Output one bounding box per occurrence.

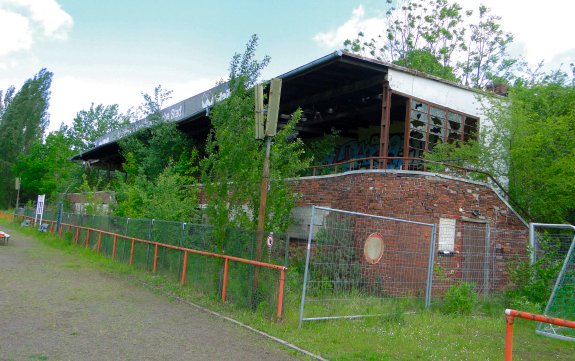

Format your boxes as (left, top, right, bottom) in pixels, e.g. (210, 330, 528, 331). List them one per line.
(146, 219, 154, 270)
(529, 222, 536, 264)
(425, 223, 437, 308)
(178, 222, 186, 278)
(484, 223, 491, 294)
(55, 201, 63, 235)
(298, 206, 315, 328)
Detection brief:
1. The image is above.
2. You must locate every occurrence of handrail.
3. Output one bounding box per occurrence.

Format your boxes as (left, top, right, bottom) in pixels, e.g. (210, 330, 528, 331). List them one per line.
(306, 156, 532, 221)
(505, 309, 575, 360)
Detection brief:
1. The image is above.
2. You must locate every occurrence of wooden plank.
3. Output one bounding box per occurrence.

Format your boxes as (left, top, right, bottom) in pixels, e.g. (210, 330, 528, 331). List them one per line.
(255, 84, 265, 139)
(265, 78, 282, 137)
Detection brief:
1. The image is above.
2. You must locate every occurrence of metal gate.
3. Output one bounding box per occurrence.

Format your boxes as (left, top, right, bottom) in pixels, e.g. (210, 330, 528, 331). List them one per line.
(298, 206, 436, 327)
(461, 221, 490, 293)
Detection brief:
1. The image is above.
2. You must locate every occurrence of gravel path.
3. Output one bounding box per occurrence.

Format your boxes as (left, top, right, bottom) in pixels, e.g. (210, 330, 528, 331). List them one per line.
(0, 224, 303, 361)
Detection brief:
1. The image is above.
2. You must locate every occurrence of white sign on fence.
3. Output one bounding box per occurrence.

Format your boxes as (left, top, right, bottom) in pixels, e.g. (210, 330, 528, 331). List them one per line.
(34, 194, 45, 226)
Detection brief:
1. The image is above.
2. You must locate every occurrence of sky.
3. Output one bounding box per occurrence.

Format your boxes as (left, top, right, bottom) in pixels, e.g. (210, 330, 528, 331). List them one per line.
(1, 0, 574, 133)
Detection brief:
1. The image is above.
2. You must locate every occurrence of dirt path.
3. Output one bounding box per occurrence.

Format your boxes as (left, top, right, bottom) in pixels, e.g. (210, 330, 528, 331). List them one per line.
(0, 224, 303, 361)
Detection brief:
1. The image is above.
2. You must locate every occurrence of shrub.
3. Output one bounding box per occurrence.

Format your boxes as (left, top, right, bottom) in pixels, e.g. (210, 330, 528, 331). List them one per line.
(505, 235, 564, 309)
(442, 282, 477, 315)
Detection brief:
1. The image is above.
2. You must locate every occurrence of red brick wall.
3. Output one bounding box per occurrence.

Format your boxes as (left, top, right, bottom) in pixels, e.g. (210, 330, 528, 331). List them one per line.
(291, 170, 528, 294)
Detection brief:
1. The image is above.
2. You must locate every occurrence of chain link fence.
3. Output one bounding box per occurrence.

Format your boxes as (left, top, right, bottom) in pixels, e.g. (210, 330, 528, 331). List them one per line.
(296, 206, 532, 326)
(14, 207, 290, 320)
(530, 223, 575, 341)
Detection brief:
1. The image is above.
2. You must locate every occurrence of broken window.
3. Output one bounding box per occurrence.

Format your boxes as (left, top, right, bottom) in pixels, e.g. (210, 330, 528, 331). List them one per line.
(447, 112, 462, 143)
(409, 101, 428, 158)
(463, 116, 479, 142)
(428, 107, 446, 151)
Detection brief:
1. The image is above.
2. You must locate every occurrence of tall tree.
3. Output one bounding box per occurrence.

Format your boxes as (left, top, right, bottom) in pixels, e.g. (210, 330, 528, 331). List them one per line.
(13, 131, 78, 202)
(344, 0, 515, 87)
(113, 85, 199, 222)
(201, 35, 311, 249)
(426, 70, 575, 223)
(0, 68, 53, 207)
(0, 85, 15, 120)
(65, 103, 129, 152)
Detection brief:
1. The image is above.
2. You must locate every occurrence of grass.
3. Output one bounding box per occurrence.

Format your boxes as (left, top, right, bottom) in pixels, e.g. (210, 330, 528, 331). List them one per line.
(2, 218, 574, 360)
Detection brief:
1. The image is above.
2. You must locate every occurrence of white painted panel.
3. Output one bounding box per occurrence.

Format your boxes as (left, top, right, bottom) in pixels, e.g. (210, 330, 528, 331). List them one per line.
(387, 69, 490, 123)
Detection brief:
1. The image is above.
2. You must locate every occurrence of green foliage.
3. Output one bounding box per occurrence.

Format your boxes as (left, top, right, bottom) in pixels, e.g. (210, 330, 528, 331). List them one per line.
(114, 85, 199, 223)
(505, 236, 564, 309)
(427, 70, 575, 224)
(78, 174, 106, 215)
(393, 49, 458, 82)
(114, 165, 199, 222)
(201, 35, 311, 248)
(503, 77, 575, 223)
(344, 0, 516, 87)
(119, 85, 193, 181)
(64, 103, 129, 152)
(0, 69, 53, 208)
(305, 128, 341, 166)
(312, 216, 362, 294)
(441, 282, 477, 315)
(12, 131, 78, 202)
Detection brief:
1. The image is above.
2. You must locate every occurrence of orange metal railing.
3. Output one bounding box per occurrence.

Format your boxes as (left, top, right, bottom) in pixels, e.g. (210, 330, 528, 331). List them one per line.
(12, 213, 287, 321)
(504, 309, 575, 360)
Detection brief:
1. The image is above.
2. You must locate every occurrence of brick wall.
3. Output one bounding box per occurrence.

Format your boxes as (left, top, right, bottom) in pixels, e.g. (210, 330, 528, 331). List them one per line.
(290, 170, 529, 295)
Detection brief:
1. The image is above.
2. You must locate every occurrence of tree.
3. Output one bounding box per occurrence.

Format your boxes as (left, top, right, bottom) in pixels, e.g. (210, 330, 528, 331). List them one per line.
(65, 103, 129, 152)
(344, 0, 515, 87)
(119, 85, 191, 181)
(0, 85, 15, 119)
(113, 85, 199, 222)
(427, 70, 575, 224)
(201, 35, 311, 249)
(0, 68, 53, 208)
(12, 131, 78, 203)
(459, 4, 515, 87)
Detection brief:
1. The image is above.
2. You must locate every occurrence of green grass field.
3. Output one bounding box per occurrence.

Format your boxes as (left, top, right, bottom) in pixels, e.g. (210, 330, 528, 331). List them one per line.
(2, 218, 573, 361)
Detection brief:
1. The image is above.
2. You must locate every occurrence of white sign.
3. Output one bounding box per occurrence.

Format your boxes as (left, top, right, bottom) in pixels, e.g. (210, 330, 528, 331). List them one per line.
(34, 194, 45, 226)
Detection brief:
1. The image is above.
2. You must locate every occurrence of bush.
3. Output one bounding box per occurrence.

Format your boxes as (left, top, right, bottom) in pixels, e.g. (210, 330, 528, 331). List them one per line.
(505, 236, 564, 309)
(442, 282, 477, 315)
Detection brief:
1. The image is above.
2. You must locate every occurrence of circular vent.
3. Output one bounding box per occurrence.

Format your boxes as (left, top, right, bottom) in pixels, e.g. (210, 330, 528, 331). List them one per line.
(364, 233, 384, 264)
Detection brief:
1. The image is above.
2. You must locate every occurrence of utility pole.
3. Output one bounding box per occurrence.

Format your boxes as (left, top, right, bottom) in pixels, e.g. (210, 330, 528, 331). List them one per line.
(14, 177, 20, 210)
(253, 78, 282, 293)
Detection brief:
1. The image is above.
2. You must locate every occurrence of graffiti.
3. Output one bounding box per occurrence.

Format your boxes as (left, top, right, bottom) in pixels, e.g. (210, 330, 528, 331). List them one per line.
(201, 88, 230, 109)
(162, 105, 183, 121)
(323, 133, 405, 169)
(328, 134, 380, 164)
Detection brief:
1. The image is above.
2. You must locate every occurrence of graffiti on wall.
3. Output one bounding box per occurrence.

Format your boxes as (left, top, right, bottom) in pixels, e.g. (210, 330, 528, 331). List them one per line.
(324, 133, 405, 169)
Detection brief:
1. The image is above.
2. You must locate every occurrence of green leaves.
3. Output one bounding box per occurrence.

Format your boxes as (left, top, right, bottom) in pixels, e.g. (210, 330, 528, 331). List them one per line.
(114, 85, 200, 223)
(0, 68, 53, 207)
(343, 0, 516, 87)
(65, 103, 129, 152)
(202, 35, 311, 245)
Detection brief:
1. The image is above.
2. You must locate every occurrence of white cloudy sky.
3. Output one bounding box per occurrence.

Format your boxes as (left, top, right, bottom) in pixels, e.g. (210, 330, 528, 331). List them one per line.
(0, 0, 573, 133)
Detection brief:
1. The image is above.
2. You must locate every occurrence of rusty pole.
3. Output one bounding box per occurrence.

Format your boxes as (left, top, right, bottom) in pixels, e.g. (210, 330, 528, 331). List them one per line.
(253, 136, 272, 293)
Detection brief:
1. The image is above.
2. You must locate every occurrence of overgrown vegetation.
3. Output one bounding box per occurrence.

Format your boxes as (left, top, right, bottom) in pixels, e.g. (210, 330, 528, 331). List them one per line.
(201, 35, 311, 247)
(344, 0, 516, 87)
(4, 219, 573, 361)
(441, 282, 477, 315)
(113, 85, 200, 222)
(426, 70, 575, 224)
(505, 235, 566, 313)
(0, 69, 53, 208)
